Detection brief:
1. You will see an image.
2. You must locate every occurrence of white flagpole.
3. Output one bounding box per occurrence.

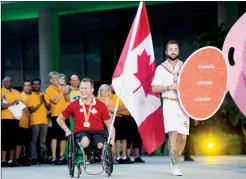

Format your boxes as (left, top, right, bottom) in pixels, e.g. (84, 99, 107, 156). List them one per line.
(107, 1, 144, 144)
(107, 85, 123, 144)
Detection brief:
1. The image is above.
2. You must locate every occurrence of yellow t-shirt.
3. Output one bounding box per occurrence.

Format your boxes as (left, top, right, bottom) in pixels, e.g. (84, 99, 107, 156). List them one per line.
(45, 85, 68, 117)
(19, 92, 32, 128)
(69, 89, 81, 102)
(110, 94, 130, 116)
(27, 92, 48, 125)
(1, 88, 22, 120)
(97, 96, 112, 107)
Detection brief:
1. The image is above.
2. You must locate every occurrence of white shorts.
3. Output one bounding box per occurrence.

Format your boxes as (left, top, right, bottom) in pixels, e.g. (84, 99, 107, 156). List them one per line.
(162, 99, 190, 135)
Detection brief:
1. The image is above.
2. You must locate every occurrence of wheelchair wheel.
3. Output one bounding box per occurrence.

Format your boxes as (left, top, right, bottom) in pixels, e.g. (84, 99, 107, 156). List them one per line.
(77, 164, 82, 178)
(68, 135, 75, 177)
(104, 144, 113, 177)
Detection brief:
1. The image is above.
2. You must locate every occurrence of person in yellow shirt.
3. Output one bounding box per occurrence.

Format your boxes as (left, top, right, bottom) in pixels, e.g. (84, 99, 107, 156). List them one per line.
(58, 74, 70, 108)
(96, 84, 115, 163)
(45, 72, 70, 165)
(69, 75, 81, 102)
(127, 117, 145, 163)
(109, 84, 115, 95)
(1, 77, 23, 167)
(29, 78, 51, 165)
(109, 94, 133, 164)
(97, 84, 112, 107)
(15, 80, 32, 166)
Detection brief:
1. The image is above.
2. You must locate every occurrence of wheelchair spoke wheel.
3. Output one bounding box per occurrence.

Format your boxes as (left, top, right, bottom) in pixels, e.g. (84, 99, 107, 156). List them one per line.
(104, 144, 113, 177)
(68, 138, 70, 174)
(68, 136, 75, 177)
(77, 165, 82, 178)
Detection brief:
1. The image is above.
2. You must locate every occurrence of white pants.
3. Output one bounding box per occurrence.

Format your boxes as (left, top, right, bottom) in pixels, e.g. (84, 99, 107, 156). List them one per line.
(163, 99, 190, 135)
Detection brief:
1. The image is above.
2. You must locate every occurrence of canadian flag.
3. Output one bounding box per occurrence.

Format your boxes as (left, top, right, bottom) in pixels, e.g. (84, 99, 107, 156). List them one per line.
(112, 2, 165, 154)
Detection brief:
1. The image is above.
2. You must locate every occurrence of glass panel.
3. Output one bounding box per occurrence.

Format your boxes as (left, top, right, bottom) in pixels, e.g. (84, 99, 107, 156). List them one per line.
(23, 39, 40, 80)
(60, 39, 84, 81)
(2, 40, 23, 87)
(84, 34, 101, 81)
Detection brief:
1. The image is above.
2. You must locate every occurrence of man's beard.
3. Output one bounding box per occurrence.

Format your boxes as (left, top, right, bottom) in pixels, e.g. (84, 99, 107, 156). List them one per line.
(168, 54, 179, 61)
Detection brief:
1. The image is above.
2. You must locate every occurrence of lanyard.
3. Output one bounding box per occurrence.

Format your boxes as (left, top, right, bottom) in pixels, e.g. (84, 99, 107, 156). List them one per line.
(162, 64, 179, 83)
(81, 99, 93, 122)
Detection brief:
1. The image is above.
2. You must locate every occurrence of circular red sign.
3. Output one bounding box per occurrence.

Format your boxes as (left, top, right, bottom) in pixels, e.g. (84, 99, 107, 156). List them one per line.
(178, 47, 228, 120)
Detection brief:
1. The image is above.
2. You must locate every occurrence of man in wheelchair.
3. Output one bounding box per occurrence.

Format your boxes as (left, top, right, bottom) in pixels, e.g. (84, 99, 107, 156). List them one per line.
(57, 78, 115, 158)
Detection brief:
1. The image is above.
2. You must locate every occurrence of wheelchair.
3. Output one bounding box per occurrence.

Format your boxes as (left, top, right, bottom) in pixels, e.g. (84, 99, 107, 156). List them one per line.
(67, 131, 113, 178)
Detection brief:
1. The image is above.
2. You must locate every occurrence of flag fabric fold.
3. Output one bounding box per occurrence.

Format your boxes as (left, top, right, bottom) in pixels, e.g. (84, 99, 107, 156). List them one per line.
(112, 1, 165, 154)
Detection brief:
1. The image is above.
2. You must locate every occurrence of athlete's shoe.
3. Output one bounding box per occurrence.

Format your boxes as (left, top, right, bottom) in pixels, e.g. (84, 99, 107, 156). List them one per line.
(171, 163, 183, 176)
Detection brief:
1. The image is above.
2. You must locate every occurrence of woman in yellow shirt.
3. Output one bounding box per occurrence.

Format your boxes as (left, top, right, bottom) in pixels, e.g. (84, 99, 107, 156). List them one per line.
(109, 94, 133, 164)
(97, 84, 112, 108)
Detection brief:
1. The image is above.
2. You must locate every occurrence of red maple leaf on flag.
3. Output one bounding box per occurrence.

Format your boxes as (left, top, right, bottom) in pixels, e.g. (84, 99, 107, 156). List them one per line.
(133, 49, 157, 97)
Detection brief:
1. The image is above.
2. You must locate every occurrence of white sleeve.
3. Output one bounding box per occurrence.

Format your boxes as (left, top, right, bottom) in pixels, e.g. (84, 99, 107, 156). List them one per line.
(151, 65, 164, 86)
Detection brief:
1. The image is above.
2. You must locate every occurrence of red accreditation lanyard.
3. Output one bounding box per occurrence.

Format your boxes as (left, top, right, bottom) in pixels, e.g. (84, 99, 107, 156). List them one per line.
(81, 99, 93, 127)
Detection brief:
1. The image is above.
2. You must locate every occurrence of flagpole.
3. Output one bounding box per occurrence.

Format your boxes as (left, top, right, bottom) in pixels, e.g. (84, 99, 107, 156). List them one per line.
(107, 81, 124, 144)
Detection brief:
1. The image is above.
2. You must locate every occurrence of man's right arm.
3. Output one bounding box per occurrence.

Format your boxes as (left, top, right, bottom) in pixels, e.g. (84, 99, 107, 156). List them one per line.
(152, 86, 168, 93)
(1, 98, 18, 110)
(152, 84, 178, 93)
(28, 99, 43, 113)
(57, 103, 73, 136)
(151, 65, 167, 93)
(151, 65, 178, 93)
(42, 95, 52, 110)
(45, 87, 64, 104)
(57, 114, 71, 135)
(28, 104, 42, 113)
(1, 100, 11, 109)
(49, 92, 63, 104)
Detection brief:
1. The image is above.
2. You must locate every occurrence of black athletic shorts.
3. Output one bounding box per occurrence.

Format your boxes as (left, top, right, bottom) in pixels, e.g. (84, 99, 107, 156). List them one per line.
(114, 115, 131, 140)
(127, 117, 142, 149)
(51, 117, 70, 140)
(16, 127, 32, 146)
(74, 130, 106, 148)
(1, 119, 19, 150)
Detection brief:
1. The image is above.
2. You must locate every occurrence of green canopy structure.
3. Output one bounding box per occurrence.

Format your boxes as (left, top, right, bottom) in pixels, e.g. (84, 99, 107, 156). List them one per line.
(1, 1, 170, 21)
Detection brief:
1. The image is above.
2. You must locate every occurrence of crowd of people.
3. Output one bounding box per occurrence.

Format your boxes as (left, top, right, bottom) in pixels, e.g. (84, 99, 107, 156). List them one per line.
(1, 73, 145, 168)
(2, 40, 197, 177)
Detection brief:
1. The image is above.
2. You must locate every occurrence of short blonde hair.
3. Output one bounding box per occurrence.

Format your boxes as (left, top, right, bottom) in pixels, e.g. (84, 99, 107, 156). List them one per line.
(97, 84, 112, 99)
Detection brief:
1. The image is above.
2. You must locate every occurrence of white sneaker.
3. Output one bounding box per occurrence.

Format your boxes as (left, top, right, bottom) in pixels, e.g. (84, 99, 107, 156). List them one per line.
(171, 163, 183, 176)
